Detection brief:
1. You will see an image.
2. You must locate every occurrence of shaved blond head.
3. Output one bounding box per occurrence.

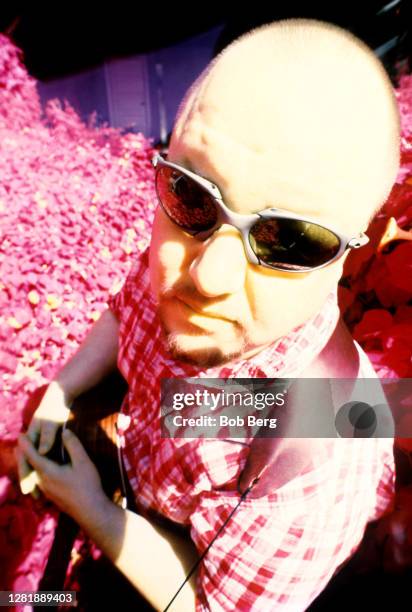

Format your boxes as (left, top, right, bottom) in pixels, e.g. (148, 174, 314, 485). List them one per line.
(170, 18, 401, 230)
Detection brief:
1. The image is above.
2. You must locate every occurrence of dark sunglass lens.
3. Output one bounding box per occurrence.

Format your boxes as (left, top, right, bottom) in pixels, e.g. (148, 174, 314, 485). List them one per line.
(155, 166, 218, 233)
(249, 218, 340, 270)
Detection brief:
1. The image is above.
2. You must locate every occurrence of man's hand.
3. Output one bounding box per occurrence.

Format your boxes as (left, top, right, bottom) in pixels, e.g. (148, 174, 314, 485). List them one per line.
(17, 428, 107, 522)
(16, 381, 73, 499)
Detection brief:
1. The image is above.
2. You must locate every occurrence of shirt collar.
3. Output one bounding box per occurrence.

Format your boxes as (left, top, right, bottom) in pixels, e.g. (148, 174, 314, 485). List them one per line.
(158, 290, 339, 380)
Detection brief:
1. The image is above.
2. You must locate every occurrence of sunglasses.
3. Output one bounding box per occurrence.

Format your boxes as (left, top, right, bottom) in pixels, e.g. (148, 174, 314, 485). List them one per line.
(152, 154, 369, 273)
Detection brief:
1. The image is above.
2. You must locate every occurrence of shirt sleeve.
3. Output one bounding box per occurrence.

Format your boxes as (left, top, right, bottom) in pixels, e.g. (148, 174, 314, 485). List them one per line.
(107, 285, 124, 321)
(107, 274, 131, 322)
(106, 246, 150, 323)
(368, 441, 396, 522)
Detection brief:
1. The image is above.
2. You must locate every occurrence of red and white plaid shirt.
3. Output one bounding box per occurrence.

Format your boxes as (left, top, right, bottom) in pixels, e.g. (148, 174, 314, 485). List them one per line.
(108, 247, 395, 611)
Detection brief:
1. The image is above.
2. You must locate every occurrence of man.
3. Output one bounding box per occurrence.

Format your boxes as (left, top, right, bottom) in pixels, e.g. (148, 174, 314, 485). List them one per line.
(17, 18, 400, 611)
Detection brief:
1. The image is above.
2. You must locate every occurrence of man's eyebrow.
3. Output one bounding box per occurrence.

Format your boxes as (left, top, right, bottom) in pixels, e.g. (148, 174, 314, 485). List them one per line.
(181, 159, 197, 174)
(168, 158, 335, 222)
(181, 160, 217, 186)
(167, 155, 195, 175)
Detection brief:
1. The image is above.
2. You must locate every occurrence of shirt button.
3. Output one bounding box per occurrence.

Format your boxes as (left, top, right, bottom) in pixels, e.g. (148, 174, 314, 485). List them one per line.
(117, 414, 131, 430)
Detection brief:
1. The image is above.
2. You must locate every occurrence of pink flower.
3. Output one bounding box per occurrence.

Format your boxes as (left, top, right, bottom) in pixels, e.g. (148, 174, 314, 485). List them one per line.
(353, 309, 393, 349)
(1, 30, 412, 592)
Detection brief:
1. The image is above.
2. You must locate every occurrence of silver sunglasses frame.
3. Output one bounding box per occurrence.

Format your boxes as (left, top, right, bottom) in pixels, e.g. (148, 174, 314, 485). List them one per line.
(152, 154, 369, 273)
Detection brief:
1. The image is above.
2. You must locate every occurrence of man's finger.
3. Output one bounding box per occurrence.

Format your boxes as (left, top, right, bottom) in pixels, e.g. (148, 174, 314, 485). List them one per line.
(18, 434, 57, 475)
(15, 443, 40, 496)
(25, 418, 41, 446)
(61, 429, 89, 466)
(37, 422, 59, 455)
(16, 443, 28, 479)
(17, 420, 41, 490)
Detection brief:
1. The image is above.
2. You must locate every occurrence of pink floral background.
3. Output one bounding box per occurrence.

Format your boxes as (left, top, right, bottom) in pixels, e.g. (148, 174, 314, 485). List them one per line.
(0, 33, 411, 603)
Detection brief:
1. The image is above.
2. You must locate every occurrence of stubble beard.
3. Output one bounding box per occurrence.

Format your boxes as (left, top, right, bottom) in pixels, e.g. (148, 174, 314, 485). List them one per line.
(157, 315, 248, 369)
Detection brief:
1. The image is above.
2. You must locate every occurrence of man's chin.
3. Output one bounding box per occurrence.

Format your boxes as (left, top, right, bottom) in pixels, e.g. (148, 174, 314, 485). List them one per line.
(161, 330, 245, 368)
(156, 299, 248, 367)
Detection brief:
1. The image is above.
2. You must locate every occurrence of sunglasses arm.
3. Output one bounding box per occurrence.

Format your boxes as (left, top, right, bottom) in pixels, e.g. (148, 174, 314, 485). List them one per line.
(347, 233, 369, 249)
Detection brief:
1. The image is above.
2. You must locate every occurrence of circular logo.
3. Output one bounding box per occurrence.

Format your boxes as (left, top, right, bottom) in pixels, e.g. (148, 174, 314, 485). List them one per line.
(335, 401, 393, 438)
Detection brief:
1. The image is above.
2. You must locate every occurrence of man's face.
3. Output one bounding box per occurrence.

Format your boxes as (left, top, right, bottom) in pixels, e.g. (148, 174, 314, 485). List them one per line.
(148, 34, 396, 368)
(148, 142, 355, 368)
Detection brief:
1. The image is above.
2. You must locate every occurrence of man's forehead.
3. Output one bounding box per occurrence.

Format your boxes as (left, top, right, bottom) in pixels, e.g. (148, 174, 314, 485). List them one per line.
(168, 21, 399, 233)
(172, 138, 319, 211)
(169, 114, 365, 233)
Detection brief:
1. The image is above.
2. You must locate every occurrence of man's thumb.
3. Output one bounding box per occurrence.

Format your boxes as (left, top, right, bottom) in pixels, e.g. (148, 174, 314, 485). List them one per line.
(62, 428, 85, 463)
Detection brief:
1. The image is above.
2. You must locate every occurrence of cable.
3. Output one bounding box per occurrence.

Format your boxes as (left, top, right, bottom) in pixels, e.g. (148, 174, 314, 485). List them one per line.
(163, 470, 266, 612)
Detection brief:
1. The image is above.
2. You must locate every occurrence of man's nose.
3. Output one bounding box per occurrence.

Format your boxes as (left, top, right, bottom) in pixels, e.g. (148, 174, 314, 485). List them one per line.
(188, 224, 247, 297)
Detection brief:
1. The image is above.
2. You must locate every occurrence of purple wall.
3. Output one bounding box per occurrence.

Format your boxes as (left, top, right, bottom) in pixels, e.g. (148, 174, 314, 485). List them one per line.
(37, 24, 224, 142)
